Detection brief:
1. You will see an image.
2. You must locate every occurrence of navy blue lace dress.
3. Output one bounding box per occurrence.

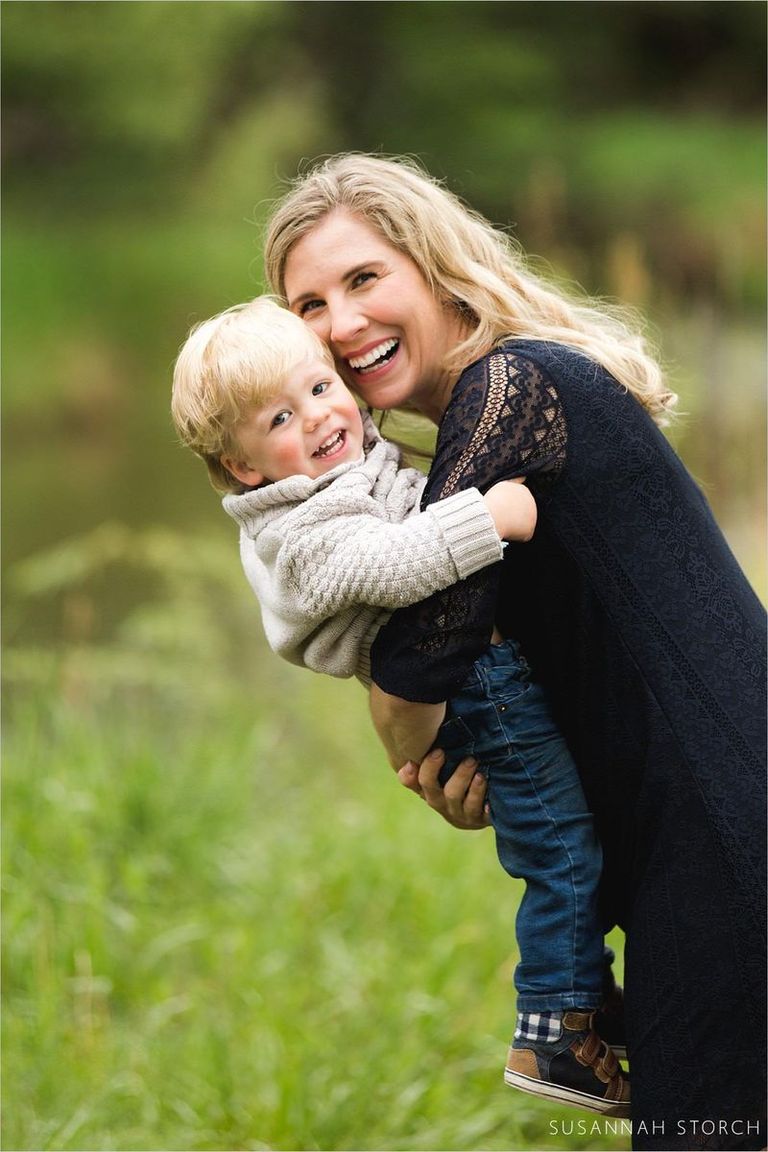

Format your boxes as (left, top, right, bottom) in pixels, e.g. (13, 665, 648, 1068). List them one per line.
(370, 341, 766, 1150)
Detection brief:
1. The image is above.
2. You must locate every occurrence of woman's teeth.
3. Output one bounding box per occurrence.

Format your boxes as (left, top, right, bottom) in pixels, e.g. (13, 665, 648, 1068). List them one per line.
(348, 339, 399, 373)
(314, 430, 345, 457)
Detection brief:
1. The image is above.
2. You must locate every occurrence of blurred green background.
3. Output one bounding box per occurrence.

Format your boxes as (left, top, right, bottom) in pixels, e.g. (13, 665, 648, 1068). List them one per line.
(3, 3, 765, 1150)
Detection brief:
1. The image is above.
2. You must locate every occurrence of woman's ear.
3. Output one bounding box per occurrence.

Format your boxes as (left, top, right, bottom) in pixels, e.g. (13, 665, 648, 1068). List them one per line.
(220, 454, 265, 488)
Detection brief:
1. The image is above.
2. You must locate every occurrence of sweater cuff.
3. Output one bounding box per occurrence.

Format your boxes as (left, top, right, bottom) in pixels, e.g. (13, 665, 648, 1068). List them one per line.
(427, 488, 503, 579)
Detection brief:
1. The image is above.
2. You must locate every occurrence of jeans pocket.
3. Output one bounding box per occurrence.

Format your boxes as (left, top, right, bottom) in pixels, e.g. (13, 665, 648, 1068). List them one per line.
(485, 663, 532, 705)
(433, 715, 475, 757)
(432, 715, 476, 786)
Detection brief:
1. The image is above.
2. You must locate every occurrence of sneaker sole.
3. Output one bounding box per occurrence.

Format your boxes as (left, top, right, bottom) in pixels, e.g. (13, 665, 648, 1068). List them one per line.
(504, 1067, 631, 1118)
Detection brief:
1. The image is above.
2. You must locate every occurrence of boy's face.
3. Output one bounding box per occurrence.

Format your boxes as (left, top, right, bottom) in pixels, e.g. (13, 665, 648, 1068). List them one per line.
(221, 357, 365, 487)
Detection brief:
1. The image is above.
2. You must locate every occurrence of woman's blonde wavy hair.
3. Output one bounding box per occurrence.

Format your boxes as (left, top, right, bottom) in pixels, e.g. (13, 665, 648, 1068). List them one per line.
(264, 153, 676, 424)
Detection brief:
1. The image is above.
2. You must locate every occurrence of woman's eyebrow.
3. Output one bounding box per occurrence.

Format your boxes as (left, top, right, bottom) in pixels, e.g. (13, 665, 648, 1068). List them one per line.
(341, 260, 378, 281)
(287, 287, 318, 309)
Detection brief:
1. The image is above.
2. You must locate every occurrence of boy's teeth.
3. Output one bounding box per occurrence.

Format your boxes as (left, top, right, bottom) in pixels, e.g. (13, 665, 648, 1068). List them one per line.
(348, 339, 398, 370)
(315, 431, 343, 456)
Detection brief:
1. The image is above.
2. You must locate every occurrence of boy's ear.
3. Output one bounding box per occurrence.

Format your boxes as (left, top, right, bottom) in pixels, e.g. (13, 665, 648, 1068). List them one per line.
(220, 454, 265, 488)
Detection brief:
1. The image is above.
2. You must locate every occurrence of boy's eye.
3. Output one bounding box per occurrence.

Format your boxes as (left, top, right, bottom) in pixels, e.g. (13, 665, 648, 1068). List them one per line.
(271, 410, 290, 428)
(311, 381, 330, 396)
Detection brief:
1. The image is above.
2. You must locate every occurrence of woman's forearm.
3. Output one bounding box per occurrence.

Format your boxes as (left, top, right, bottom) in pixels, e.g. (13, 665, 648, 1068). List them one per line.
(369, 682, 446, 769)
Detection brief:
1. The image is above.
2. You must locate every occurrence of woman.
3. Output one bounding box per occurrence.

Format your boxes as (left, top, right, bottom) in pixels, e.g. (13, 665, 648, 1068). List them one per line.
(263, 153, 766, 1150)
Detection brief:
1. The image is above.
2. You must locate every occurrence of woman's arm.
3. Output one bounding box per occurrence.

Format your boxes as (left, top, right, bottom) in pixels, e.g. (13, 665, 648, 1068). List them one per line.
(370, 348, 568, 825)
(369, 683, 491, 829)
(368, 682, 446, 768)
(370, 349, 566, 704)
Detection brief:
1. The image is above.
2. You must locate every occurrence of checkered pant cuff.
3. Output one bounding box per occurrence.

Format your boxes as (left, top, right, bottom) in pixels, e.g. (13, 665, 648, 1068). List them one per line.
(514, 1011, 563, 1043)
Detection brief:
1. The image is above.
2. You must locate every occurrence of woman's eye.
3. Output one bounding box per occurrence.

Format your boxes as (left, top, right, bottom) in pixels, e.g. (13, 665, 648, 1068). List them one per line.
(299, 299, 323, 317)
(271, 411, 290, 428)
(311, 381, 330, 396)
(351, 271, 376, 289)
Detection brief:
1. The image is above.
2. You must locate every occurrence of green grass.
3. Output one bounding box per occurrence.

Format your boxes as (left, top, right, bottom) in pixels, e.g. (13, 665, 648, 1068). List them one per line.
(3, 657, 628, 1151)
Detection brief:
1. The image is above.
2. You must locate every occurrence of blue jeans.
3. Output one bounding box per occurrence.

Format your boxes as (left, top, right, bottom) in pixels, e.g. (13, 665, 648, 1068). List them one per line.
(435, 639, 604, 1012)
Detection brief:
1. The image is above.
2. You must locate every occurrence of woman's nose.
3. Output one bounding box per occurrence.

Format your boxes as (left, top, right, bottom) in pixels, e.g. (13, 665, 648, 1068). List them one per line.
(328, 299, 367, 346)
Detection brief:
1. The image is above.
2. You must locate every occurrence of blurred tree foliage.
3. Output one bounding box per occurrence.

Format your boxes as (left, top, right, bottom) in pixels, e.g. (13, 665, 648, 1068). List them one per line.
(3, 0, 765, 309)
(2, 1, 765, 599)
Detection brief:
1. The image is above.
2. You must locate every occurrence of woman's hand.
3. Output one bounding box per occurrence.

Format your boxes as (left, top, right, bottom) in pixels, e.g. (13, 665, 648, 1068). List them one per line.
(398, 748, 491, 830)
(369, 684, 491, 829)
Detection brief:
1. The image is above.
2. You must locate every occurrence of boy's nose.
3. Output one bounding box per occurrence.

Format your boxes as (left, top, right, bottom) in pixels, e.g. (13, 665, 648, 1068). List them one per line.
(304, 404, 329, 431)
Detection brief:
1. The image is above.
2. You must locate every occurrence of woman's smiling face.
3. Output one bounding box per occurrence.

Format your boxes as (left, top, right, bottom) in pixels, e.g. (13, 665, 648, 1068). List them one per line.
(283, 209, 468, 423)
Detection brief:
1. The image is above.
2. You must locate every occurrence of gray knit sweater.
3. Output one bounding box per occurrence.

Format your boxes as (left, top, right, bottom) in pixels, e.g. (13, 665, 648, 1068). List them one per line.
(222, 415, 503, 685)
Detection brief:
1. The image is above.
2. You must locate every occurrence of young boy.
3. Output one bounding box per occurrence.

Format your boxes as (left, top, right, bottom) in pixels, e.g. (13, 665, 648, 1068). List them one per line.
(171, 296, 629, 1116)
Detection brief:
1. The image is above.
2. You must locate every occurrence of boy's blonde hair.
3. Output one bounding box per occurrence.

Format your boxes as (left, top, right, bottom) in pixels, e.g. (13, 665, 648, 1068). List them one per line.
(171, 296, 334, 493)
(264, 153, 677, 424)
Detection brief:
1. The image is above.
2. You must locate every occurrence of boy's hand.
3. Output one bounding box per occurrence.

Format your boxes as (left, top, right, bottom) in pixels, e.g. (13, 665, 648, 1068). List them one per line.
(483, 479, 537, 542)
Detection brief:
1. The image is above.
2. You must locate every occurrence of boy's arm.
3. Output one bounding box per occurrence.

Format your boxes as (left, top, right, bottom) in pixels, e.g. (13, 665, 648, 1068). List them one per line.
(275, 480, 536, 619)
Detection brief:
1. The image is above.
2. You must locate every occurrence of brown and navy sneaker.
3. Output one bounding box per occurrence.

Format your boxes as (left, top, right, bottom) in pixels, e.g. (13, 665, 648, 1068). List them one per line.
(504, 1010, 631, 1117)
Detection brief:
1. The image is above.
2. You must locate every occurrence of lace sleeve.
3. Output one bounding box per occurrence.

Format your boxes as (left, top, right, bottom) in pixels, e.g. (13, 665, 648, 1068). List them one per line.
(369, 346, 568, 702)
